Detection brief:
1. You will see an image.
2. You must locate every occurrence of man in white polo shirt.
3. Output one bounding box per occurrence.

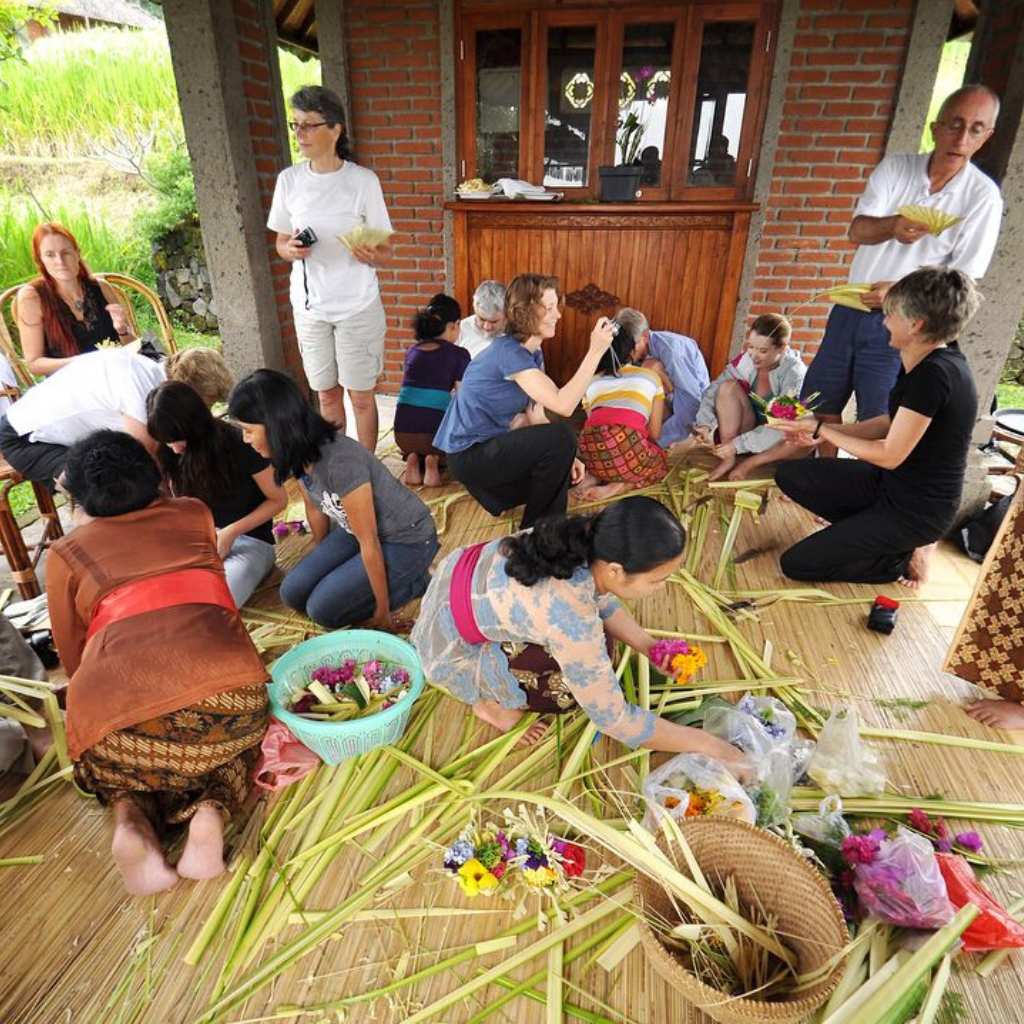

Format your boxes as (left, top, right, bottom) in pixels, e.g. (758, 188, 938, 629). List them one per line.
(0, 349, 164, 484)
(802, 85, 1002, 445)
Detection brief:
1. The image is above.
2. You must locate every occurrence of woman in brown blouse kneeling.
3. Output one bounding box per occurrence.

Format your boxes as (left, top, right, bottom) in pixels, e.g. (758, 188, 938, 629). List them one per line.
(47, 430, 270, 896)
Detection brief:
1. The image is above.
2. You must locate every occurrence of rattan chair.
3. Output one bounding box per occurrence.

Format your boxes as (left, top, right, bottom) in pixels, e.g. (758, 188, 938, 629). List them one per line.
(0, 273, 177, 597)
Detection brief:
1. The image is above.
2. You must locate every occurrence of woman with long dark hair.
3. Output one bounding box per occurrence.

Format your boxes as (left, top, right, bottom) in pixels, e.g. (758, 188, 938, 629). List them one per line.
(16, 222, 135, 376)
(394, 293, 470, 487)
(411, 495, 746, 767)
(268, 86, 393, 450)
(228, 370, 439, 630)
(48, 431, 269, 895)
(146, 381, 286, 607)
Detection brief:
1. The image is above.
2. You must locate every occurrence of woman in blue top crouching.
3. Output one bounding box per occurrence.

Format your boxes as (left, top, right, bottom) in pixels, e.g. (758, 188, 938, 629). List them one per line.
(433, 273, 614, 529)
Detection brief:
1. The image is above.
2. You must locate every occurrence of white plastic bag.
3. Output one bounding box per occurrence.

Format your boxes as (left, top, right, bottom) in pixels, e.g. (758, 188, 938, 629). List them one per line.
(703, 693, 796, 761)
(749, 747, 795, 827)
(792, 795, 852, 847)
(642, 753, 756, 827)
(807, 705, 886, 796)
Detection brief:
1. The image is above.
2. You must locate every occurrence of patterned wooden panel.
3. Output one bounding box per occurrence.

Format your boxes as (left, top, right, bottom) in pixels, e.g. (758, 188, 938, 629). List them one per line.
(452, 205, 750, 385)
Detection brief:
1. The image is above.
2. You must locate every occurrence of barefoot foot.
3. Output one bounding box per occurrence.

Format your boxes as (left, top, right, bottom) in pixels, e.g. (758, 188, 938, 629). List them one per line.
(707, 455, 736, 482)
(176, 804, 226, 881)
(472, 701, 549, 747)
(423, 455, 442, 488)
(404, 453, 423, 487)
(579, 481, 628, 503)
(111, 799, 178, 896)
(898, 542, 937, 590)
(964, 699, 1024, 730)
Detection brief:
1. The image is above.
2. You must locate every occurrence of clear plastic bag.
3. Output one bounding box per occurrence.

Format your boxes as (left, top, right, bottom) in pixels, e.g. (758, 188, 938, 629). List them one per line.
(853, 828, 955, 929)
(750, 747, 795, 827)
(792, 795, 852, 847)
(807, 705, 886, 796)
(642, 752, 756, 826)
(703, 694, 797, 761)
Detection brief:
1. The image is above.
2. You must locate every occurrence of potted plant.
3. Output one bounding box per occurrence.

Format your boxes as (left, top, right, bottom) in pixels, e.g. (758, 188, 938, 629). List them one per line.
(599, 66, 654, 202)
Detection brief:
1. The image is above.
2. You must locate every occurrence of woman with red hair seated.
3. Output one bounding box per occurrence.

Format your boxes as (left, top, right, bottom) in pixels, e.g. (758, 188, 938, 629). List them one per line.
(15, 222, 135, 377)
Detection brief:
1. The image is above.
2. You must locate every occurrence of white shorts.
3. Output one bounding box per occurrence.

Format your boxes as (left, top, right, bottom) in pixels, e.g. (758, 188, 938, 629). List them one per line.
(292, 296, 387, 392)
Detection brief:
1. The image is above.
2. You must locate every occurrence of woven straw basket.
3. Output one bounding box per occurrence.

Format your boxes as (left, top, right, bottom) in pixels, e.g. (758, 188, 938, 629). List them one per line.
(634, 819, 848, 1024)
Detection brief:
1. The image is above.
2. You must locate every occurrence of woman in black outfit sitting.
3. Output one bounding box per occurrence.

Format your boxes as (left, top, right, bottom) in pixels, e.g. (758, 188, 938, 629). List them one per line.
(15, 223, 133, 377)
(773, 267, 979, 588)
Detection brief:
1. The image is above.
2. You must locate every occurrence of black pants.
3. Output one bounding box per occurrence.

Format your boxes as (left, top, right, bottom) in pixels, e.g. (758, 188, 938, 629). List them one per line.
(448, 422, 576, 530)
(775, 458, 950, 584)
(0, 415, 67, 487)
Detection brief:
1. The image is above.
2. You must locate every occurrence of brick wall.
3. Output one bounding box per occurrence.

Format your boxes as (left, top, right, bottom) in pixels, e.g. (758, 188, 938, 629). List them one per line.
(345, 0, 447, 393)
(747, 0, 913, 359)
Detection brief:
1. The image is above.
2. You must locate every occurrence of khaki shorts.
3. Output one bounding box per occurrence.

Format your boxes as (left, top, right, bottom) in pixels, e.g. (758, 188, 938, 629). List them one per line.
(293, 295, 387, 392)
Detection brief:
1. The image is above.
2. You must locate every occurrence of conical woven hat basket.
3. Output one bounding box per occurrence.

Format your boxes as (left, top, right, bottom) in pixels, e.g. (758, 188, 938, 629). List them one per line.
(634, 819, 849, 1024)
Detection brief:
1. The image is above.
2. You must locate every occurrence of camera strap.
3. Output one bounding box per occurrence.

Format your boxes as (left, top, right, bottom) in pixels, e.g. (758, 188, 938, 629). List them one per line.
(302, 258, 311, 311)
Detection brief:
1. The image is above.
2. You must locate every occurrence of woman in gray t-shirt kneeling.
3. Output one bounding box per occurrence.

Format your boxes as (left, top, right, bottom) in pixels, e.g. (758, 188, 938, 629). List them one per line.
(228, 370, 439, 630)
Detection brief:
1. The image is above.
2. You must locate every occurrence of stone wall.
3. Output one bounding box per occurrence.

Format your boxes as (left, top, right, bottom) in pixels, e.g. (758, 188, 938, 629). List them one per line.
(152, 220, 219, 333)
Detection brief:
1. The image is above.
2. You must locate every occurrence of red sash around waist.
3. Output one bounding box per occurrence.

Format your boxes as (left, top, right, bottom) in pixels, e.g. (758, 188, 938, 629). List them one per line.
(584, 407, 650, 437)
(87, 567, 237, 640)
(450, 542, 488, 645)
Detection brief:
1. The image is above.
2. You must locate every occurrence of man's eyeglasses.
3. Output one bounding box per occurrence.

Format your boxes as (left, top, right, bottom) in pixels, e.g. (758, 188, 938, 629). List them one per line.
(933, 119, 992, 139)
(288, 121, 330, 134)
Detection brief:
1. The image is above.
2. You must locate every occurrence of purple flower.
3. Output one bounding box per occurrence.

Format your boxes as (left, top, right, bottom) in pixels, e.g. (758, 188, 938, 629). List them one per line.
(637, 64, 655, 82)
(525, 853, 549, 870)
(497, 832, 513, 858)
(867, 828, 888, 843)
(955, 831, 983, 853)
(550, 838, 567, 856)
(936, 836, 953, 853)
(272, 522, 291, 539)
(446, 839, 475, 866)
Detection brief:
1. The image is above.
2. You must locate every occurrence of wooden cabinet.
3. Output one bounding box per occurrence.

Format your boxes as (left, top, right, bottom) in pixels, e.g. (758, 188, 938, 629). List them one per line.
(449, 200, 754, 384)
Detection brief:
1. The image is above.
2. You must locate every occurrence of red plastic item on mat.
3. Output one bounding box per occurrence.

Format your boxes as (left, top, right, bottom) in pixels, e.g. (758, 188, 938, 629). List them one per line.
(937, 853, 1024, 952)
(253, 721, 320, 791)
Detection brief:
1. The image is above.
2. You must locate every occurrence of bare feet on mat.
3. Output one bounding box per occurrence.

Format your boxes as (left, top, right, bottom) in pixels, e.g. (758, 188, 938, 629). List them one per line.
(579, 481, 628, 503)
(423, 454, 442, 488)
(403, 453, 423, 487)
(472, 701, 548, 747)
(570, 473, 599, 503)
(111, 798, 179, 896)
(727, 458, 758, 482)
(898, 542, 937, 590)
(176, 803, 226, 881)
(964, 699, 1024, 730)
(708, 443, 736, 481)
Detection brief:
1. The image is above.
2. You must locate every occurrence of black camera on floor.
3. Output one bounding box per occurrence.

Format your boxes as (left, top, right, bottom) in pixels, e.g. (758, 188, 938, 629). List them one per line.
(294, 225, 318, 248)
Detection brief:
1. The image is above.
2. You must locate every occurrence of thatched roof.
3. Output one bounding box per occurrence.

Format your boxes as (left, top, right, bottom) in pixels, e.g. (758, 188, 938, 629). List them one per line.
(28, 1, 161, 31)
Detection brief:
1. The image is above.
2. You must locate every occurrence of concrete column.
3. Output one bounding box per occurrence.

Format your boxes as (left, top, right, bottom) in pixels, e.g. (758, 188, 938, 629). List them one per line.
(957, 101, 1024, 518)
(315, 0, 353, 138)
(885, 0, 954, 156)
(728, 0, 799, 355)
(163, 0, 286, 376)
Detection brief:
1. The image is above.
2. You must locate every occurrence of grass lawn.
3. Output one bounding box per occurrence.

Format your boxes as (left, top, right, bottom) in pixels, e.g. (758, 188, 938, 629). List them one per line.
(996, 382, 1024, 411)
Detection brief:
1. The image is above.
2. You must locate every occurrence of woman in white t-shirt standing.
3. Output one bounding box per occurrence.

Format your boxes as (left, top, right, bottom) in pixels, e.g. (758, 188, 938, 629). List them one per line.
(268, 86, 393, 451)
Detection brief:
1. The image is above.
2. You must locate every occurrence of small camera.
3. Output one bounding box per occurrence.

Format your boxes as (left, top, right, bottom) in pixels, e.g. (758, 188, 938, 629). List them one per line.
(609, 320, 621, 338)
(294, 226, 318, 248)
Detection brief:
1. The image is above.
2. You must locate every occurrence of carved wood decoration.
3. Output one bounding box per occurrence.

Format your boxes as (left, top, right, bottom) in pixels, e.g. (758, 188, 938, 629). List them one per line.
(450, 203, 753, 386)
(565, 283, 621, 316)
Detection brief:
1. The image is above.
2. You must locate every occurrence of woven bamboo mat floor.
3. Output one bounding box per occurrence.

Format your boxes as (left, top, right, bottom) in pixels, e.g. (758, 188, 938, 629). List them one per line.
(2, 450, 1023, 1024)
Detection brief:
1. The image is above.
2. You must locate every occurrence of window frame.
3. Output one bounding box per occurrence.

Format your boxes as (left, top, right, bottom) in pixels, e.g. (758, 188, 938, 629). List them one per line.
(455, 1, 778, 203)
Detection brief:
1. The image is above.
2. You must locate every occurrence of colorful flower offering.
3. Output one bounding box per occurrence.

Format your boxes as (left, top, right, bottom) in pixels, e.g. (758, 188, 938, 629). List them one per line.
(649, 639, 708, 684)
(288, 658, 411, 721)
(443, 815, 586, 900)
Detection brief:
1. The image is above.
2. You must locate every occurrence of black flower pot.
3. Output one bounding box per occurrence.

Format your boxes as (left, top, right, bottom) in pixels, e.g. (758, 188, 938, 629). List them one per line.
(598, 165, 643, 202)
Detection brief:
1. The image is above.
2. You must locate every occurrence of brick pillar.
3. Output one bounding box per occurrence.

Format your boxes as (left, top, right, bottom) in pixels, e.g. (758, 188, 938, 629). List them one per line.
(163, 0, 301, 380)
(744, 1, 913, 362)
(344, 0, 446, 393)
